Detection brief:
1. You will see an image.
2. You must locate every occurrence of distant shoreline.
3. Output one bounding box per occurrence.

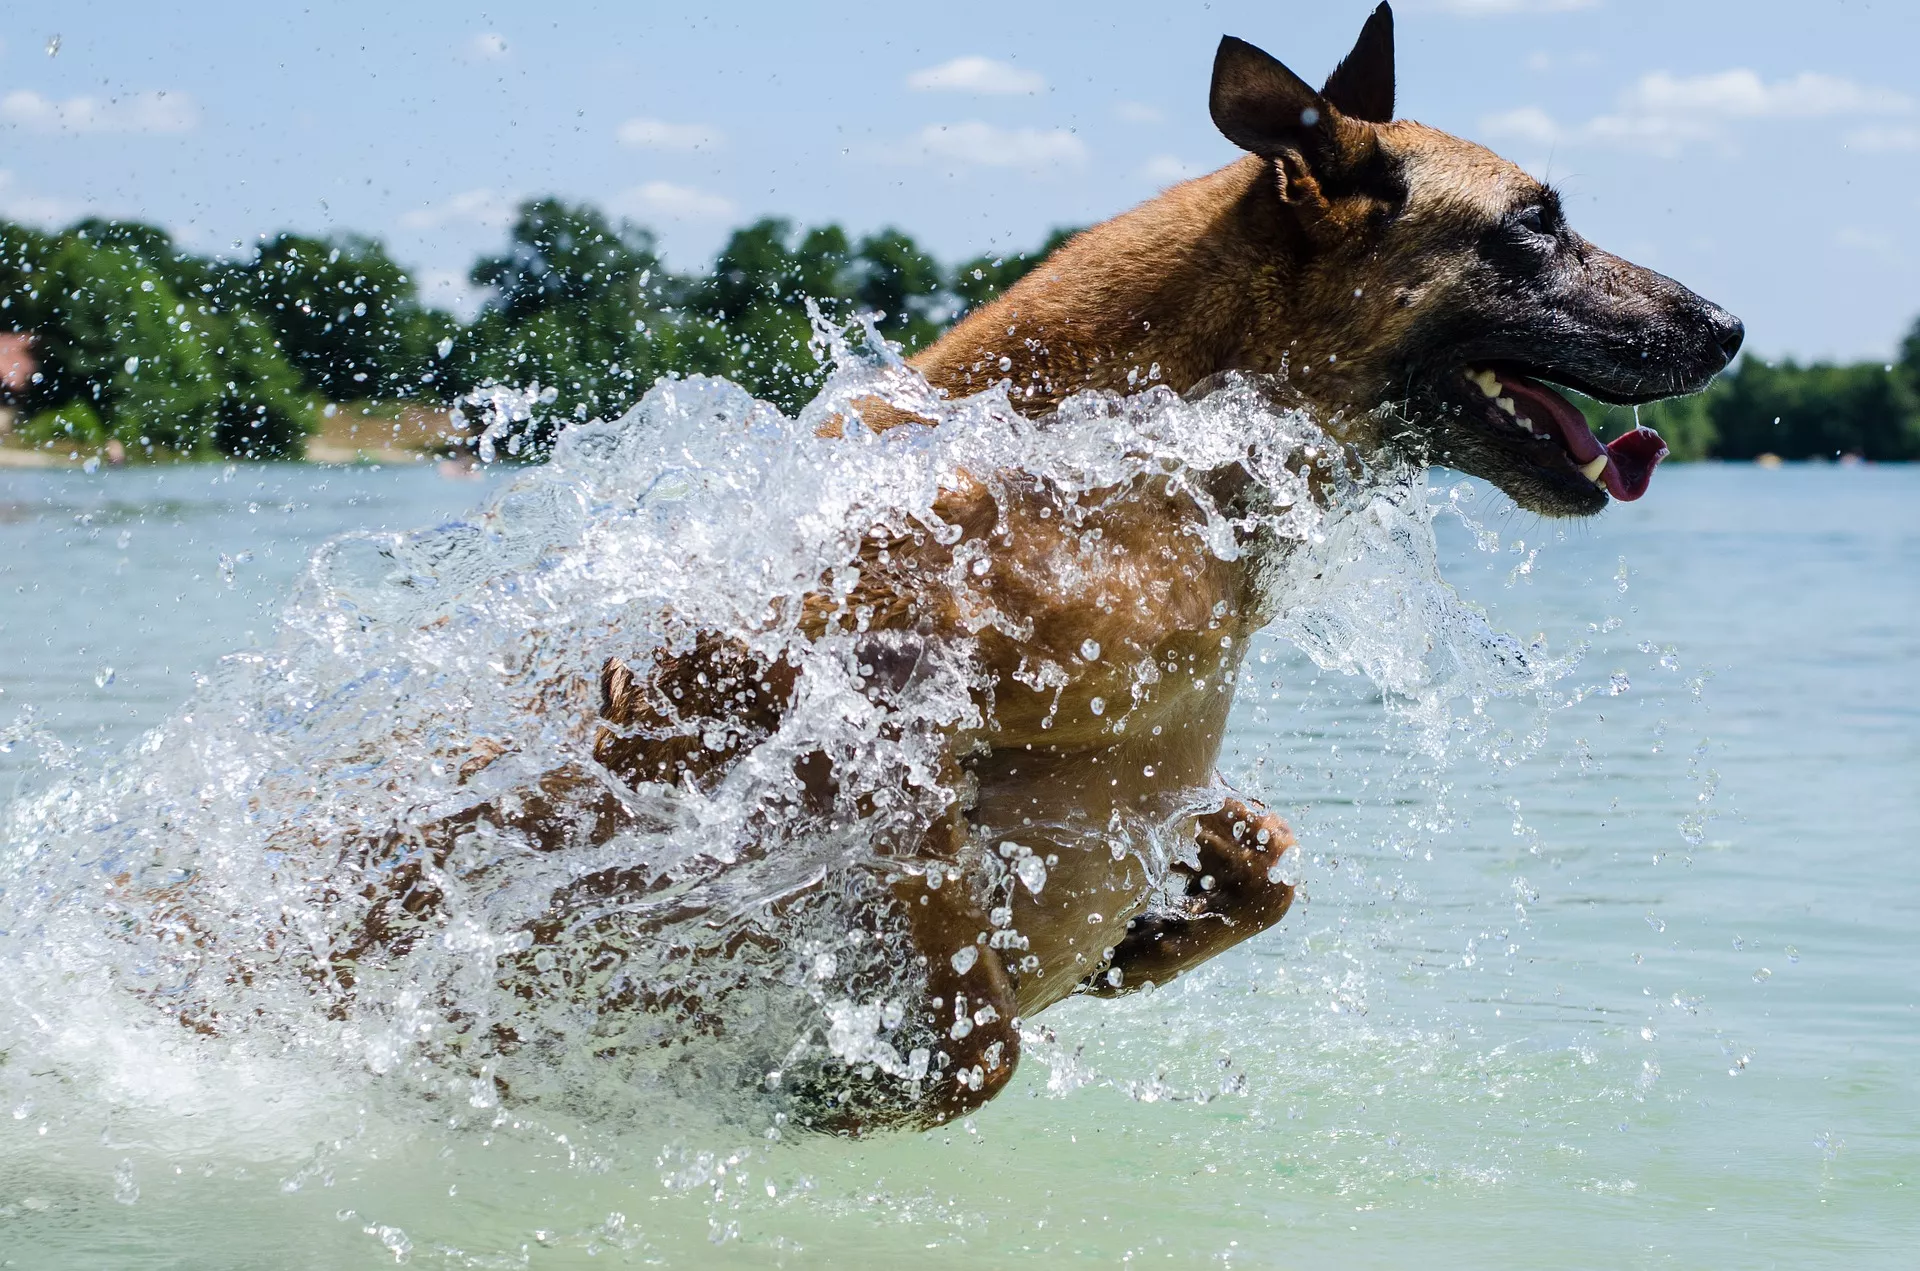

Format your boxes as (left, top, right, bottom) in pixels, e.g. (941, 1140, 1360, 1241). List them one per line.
(3, 438, 1906, 472)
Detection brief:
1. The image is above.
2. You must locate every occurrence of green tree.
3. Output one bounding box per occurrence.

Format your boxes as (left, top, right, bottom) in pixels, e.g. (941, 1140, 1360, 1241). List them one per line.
(462, 198, 686, 448)
(1708, 358, 1920, 461)
(848, 228, 944, 352)
(3, 222, 310, 457)
(240, 233, 451, 402)
(1898, 315, 1920, 395)
(687, 218, 859, 413)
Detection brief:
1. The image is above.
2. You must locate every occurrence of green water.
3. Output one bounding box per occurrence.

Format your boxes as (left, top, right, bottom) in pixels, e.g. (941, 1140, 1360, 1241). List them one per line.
(1, 461, 1915, 1267)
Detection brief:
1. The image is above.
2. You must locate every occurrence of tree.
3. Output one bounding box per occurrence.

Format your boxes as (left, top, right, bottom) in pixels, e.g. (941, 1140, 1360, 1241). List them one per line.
(3, 222, 310, 457)
(1708, 358, 1920, 461)
(462, 199, 684, 448)
(848, 228, 944, 352)
(686, 219, 859, 413)
(240, 232, 450, 402)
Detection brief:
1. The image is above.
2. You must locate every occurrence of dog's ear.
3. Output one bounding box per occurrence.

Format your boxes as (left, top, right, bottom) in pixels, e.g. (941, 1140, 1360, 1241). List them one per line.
(1322, 2, 1394, 124)
(1211, 35, 1374, 210)
(1210, 36, 1335, 162)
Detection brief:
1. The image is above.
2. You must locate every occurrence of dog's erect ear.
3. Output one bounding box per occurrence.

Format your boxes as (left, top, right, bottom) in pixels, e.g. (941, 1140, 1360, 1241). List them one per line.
(1321, 2, 1395, 124)
(1210, 36, 1336, 163)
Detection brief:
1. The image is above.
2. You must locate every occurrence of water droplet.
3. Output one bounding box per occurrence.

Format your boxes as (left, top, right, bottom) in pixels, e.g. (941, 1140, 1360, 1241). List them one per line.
(1752, 967, 1772, 983)
(45, 33, 61, 57)
(436, 336, 454, 359)
(1645, 913, 1664, 933)
(997, 356, 1012, 372)
(94, 666, 115, 689)
(113, 1158, 138, 1205)
(217, 550, 253, 585)
(1079, 638, 1101, 662)
(1608, 672, 1631, 696)
(1088, 696, 1105, 716)
(950, 946, 978, 975)
(1785, 945, 1800, 963)
(1014, 854, 1047, 894)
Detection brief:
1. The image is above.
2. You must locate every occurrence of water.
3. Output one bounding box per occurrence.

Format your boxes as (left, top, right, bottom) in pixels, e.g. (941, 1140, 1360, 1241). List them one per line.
(0, 374, 1915, 1265)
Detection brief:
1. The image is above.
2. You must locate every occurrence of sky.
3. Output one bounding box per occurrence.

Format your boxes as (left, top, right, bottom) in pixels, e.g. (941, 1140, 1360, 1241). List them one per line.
(1, 0, 1916, 363)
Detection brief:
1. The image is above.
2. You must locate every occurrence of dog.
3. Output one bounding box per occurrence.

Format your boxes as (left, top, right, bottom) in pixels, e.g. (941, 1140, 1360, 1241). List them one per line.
(337, 2, 1740, 1134)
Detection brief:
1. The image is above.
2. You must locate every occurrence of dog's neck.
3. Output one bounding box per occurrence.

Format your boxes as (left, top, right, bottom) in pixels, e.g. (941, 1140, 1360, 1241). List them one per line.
(907, 155, 1391, 536)
(912, 155, 1382, 443)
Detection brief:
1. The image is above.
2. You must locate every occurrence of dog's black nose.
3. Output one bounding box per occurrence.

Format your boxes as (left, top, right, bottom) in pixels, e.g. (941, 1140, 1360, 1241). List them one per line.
(1709, 307, 1745, 363)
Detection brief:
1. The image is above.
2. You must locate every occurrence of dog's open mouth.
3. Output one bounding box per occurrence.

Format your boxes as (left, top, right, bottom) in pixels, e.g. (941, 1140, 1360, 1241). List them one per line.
(1460, 366, 1669, 502)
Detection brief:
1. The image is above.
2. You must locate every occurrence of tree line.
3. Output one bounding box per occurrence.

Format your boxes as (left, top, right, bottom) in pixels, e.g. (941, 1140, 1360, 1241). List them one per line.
(2, 200, 1916, 463)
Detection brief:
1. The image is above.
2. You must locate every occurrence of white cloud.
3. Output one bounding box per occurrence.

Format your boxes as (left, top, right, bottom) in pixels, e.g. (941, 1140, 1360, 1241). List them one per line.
(399, 187, 519, 231)
(466, 32, 509, 60)
(1835, 226, 1904, 264)
(881, 121, 1087, 171)
(614, 181, 736, 223)
(1480, 106, 1562, 146)
(0, 88, 198, 135)
(0, 169, 91, 223)
(1482, 69, 1914, 157)
(1137, 154, 1205, 184)
(1613, 69, 1910, 121)
(907, 56, 1045, 96)
(1114, 101, 1163, 124)
(418, 269, 488, 321)
(1429, 0, 1598, 13)
(615, 117, 724, 151)
(1846, 125, 1920, 152)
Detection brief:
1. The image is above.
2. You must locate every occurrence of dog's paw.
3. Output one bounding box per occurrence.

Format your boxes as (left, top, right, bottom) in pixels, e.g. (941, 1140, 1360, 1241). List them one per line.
(1188, 797, 1297, 922)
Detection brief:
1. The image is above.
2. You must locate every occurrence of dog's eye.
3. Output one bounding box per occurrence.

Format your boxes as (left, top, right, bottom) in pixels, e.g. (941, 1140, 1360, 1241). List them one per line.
(1513, 205, 1553, 238)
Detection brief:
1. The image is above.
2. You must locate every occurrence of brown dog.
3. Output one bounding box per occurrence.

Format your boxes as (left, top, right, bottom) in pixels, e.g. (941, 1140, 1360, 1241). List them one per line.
(366, 3, 1740, 1133)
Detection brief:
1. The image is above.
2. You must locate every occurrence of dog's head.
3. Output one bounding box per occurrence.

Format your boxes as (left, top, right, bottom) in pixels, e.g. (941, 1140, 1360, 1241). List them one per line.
(1211, 4, 1742, 516)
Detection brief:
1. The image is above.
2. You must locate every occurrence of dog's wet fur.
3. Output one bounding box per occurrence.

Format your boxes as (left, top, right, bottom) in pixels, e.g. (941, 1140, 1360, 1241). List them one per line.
(339, 4, 1740, 1133)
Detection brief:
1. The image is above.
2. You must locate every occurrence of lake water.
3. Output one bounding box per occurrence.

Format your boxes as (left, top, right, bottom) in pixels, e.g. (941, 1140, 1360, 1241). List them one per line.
(1, 457, 1915, 1268)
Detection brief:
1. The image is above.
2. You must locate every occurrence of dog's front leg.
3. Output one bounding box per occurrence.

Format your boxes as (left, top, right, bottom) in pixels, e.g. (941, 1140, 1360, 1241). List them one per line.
(1078, 795, 1296, 997)
(888, 862, 1022, 1126)
(797, 794, 1022, 1137)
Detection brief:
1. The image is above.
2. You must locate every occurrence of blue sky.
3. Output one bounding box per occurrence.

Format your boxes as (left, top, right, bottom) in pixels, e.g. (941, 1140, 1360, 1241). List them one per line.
(2, 0, 1916, 362)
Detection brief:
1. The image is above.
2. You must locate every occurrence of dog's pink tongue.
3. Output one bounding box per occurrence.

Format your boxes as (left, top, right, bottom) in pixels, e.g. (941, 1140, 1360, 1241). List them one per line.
(1497, 372, 1668, 503)
(1603, 426, 1669, 502)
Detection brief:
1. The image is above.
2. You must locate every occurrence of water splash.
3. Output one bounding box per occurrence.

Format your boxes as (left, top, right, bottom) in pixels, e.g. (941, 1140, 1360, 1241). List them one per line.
(0, 317, 1592, 1196)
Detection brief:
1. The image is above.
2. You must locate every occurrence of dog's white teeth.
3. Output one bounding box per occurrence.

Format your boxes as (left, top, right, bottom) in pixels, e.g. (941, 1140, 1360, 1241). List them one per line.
(1494, 395, 1517, 416)
(1514, 413, 1533, 432)
(1470, 368, 1503, 398)
(1580, 455, 1609, 484)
